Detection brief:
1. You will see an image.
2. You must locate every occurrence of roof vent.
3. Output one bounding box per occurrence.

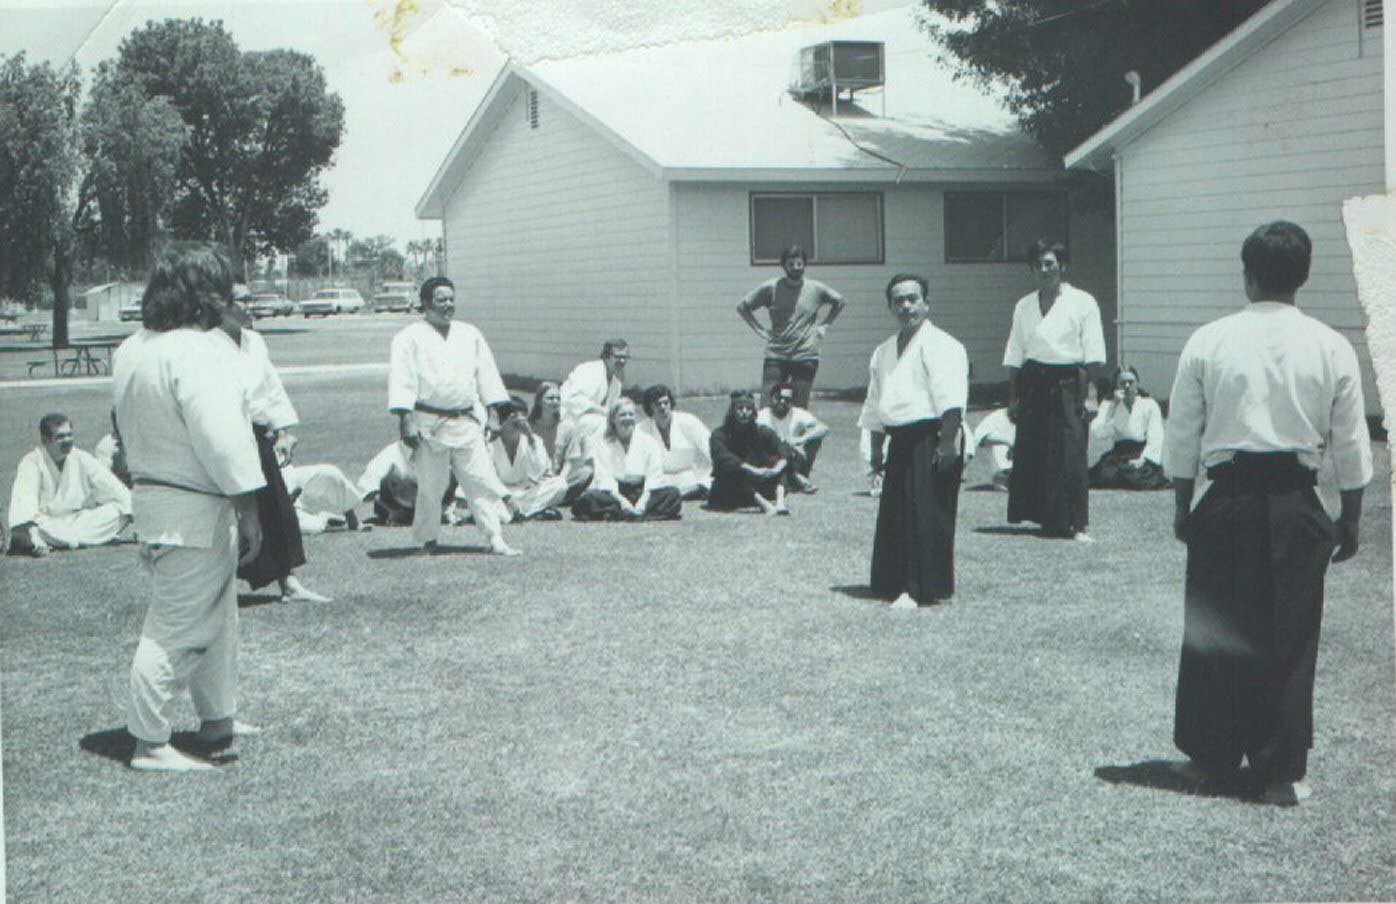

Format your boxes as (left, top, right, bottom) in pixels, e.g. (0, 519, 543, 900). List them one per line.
(1363, 0, 1383, 28)
(790, 41, 885, 116)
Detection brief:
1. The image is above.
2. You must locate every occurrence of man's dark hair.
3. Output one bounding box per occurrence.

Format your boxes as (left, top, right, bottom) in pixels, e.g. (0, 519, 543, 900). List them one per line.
(601, 339, 629, 359)
(1241, 221, 1312, 296)
(141, 243, 235, 331)
(780, 245, 807, 266)
(884, 273, 929, 304)
(641, 384, 674, 416)
(1027, 238, 1070, 267)
(419, 276, 454, 307)
(39, 412, 70, 439)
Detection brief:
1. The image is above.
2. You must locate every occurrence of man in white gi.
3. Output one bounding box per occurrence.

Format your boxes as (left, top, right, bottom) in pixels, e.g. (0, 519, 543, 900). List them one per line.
(7, 413, 133, 556)
(970, 407, 1015, 491)
(481, 396, 568, 522)
(1164, 221, 1371, 806)
(1002, 239, 1107, 541)
(757, 380, 829, 494)
(560, 339, 628, 445)
(860, 274, 968, 609)
(113, 243, 266, 773)
(637, 384, 712, 500)
(276, 436, 369, 533)
(389, 276, 519, 555)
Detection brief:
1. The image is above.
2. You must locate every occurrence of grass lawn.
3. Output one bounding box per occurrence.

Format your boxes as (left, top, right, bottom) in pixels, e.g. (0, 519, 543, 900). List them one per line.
(2, 359, 1394, 903)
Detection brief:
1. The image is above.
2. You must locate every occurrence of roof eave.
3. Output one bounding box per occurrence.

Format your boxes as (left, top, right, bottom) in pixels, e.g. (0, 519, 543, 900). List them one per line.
(415, 62, 517, 220)
(1064, 0, 1327, 171)
(664, 165, 1065, 184)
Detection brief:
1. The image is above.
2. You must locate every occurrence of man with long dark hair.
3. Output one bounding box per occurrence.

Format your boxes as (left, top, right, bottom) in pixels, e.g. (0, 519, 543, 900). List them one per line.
(112, 243, 266, 772)
(1164, 221, 1371, 806)
(707, 390, 788, 515)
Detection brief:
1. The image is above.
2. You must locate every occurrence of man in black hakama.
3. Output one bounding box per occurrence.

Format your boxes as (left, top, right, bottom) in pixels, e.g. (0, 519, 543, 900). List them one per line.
(1164, 221, 1370, 806)
(861, 274, 969, 608)
(1002, 239, 1107, 541)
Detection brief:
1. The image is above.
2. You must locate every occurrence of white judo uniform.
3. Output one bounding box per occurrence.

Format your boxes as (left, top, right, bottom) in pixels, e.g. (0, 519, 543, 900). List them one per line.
(113, 327, 265, 745)
(560, 358, 622, 444)
(636, 411, 712, 495)
(282, 462, 365, 532)
(388, 320, 511, 545)
(482, 433, 568, 522)
(7, 445, 132, 548)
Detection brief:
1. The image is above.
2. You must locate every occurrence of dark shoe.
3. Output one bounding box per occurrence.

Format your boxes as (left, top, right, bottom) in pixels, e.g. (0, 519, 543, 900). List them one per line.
(534, 508, 563, 522)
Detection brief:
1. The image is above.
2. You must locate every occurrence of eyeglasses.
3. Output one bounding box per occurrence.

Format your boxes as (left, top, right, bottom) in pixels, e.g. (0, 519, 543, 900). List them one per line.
(608, 355, 630, 363)
(775, 394, 794, 402)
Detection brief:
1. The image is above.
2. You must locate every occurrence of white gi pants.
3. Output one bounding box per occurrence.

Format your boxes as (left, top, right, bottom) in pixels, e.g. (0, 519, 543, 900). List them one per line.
(127, 508, 239, 744)
(33, 502, 128, 548)
(480, 474, 569, 523)
(412, 415, 509, 545)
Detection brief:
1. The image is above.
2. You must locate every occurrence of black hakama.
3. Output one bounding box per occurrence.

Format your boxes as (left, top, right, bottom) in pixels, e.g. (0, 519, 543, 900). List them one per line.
(1088, 439, 1169, 490)
(870, 419, 962, 603)
(1008, 360, 1090, 533)
(237, 428, 307, 590)
(571, 479, 682, 521)
(1174, 453, 1336, 784)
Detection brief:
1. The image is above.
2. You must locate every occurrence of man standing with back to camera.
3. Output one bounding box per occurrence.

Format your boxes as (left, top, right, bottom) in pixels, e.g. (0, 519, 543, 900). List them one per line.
(1163, 221, 1371, 806)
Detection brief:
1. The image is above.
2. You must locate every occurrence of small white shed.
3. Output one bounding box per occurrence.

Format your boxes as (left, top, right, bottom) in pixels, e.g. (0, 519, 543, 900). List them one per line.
(416, 6, 1117, 395)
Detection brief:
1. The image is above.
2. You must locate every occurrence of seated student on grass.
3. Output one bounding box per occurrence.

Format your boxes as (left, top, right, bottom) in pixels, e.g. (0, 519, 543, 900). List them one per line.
(7, 412, 133, 556)
(571, 398, 683, 522)
(357, 439, 469, 527)
(275, 435, 370, 533)
(528, 381, 592, 502)
(707, 390, 789, 516)
(483, 395, 569, 522)
(970, 406, 1015, 491)
(636, 383, 712, 500)
(1088, 365, 1168, 490)
(757, 379, 828, 494)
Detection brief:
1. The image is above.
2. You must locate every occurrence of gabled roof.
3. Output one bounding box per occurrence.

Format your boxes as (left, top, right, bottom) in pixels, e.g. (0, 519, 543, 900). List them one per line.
(418, 6, 1061, 218)
(1064, 0, 1329, 172)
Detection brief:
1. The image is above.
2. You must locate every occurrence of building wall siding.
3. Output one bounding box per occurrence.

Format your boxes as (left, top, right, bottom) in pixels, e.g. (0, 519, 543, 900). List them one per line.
(439, 80, 674, 388)
(672, 181, 1115, 395)
(1116, 0, 1383, 410)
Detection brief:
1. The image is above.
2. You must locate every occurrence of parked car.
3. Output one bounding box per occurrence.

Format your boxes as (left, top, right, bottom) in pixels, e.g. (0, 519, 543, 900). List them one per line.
(247, 293, 295, 318)
(119, 301, 143, 322)
(371, 291, 415, 313)
(299, 288, 366, 317)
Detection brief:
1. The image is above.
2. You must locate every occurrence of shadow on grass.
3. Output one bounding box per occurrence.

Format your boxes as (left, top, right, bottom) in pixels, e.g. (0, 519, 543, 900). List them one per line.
(829, 584, 889, 604)
(972, 525, 1042, 536)
(965, 483, 1010, 493)
(78, 727, 238, 768)
(238, 593, 282, 608)
(1094, 759, 1259, 802)
(366, 543, 492, 558)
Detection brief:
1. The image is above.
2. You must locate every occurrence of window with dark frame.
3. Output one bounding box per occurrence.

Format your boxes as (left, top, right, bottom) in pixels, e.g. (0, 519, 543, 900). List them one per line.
(944, 191, 1069, 264)
(750, 192, 884, 265)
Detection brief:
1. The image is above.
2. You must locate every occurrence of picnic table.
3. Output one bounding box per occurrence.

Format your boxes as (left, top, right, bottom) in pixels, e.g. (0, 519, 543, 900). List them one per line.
(0, 323, 47, 342)
(27, 341, 118, 378)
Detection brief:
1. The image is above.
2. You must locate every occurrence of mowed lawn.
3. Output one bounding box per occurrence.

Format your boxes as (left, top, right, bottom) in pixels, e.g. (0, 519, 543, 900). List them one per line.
(2, 351, 1395, 903)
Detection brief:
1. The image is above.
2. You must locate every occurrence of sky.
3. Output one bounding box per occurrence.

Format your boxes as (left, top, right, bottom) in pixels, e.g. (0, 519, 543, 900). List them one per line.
(1, 0, 915, 248)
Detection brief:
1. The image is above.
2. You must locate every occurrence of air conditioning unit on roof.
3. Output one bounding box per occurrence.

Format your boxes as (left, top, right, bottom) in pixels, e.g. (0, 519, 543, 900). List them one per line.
(790, 41, 885, 115)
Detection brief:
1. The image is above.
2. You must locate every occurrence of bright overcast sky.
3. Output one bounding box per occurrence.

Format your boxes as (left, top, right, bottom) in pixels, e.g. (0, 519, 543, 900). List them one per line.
(2, 0, 912, 247)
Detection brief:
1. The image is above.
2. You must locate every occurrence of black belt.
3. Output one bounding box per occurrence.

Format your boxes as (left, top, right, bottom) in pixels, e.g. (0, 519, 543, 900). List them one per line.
(1207, 452, 1315, 492)
(884, 418, 942, 437)
(414, 401, 478, 421)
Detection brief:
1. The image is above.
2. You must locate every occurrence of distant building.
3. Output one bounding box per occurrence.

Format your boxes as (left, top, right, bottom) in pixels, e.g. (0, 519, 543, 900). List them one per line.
(1066, 0, 1384, 414)
(416, 6, 1116, 394)
(79, 282, 144, 322)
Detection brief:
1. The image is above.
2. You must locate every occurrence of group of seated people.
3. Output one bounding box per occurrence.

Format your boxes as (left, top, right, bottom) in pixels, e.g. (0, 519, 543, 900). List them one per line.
(6, 366, 1163, 557)
(955, 364, 1168, 494)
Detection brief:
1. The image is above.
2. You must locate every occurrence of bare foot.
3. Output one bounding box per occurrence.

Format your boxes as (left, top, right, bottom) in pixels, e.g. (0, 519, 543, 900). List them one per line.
(489, 539, 522, 557)
(890, 593, 917, 611)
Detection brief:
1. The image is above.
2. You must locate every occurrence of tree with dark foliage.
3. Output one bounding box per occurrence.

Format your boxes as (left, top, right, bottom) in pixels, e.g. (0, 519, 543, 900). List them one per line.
(919, 0, 1271, 157)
